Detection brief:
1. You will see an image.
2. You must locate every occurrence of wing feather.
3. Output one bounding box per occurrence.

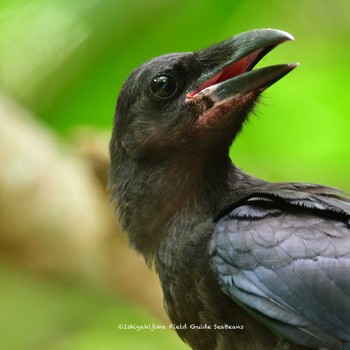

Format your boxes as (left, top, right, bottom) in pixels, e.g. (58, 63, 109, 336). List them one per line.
(210, 187, 350, 349)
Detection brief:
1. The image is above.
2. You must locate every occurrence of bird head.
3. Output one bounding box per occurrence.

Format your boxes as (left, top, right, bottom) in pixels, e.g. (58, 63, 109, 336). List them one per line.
(109, 29, 297, 260)
(111, 28, 297, 163)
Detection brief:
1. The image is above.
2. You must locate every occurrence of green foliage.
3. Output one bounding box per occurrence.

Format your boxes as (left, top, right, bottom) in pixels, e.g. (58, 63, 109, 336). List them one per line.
(0, 263, 188, 350)
(1, 0, 348, 189)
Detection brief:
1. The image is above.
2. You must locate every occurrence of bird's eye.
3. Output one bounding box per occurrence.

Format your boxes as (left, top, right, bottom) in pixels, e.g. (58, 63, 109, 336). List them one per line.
(150, 74, 178, 100)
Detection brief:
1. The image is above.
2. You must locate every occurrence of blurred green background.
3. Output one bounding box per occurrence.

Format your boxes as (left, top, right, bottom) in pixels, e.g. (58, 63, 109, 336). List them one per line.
(1, 0, 349, 186)
(0, 0, 349, 349)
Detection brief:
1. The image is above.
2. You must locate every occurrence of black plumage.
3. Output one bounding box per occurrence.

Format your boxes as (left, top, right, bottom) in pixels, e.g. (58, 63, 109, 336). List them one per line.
(109, 29, 350, 349)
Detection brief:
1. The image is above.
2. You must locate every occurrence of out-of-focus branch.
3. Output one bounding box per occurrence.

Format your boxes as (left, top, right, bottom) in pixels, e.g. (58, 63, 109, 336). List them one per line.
(0, 93, 167, 321)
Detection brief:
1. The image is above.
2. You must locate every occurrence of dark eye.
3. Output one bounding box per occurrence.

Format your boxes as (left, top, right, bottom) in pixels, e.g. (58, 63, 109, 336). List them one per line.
(150, 74, 178, 100)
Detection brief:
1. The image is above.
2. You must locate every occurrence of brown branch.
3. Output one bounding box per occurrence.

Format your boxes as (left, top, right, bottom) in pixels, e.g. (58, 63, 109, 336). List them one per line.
(0, 93, 167, 321)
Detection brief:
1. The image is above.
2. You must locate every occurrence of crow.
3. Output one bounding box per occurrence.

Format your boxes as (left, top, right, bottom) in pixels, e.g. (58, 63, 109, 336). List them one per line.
(109, 29, 350, 350)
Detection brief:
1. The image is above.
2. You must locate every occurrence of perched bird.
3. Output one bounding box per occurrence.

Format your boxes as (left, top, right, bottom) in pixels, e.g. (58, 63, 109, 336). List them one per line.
(109, 29, 350, 350)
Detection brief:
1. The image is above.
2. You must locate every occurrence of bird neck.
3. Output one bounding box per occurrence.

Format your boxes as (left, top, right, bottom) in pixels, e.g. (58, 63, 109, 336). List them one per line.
(110, 149, 239, 264)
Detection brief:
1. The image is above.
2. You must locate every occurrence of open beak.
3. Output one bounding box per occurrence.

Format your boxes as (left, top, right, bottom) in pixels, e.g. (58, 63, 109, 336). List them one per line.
(187, 29, 298, 120)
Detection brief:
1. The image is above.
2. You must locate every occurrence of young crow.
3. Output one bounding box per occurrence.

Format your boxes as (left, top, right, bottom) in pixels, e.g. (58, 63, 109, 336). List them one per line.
(109, 29, 350, 350)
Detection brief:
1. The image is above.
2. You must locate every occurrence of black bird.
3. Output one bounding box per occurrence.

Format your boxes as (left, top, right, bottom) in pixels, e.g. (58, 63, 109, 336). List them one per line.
(109, 29, 350, 350)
